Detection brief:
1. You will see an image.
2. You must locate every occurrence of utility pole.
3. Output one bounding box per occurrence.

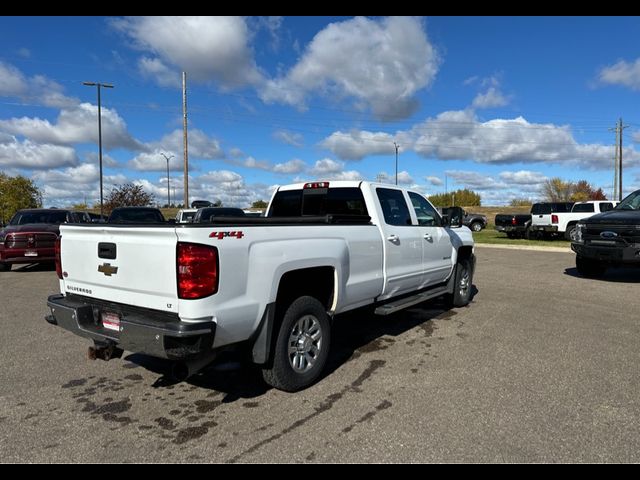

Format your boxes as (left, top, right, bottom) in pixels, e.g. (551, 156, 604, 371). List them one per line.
(161, 153, 174, 207)
(610, 125, 619, 200)
(393, 142, 399, 185)
(83, 81, 114, 217)
(610, 118, 629, 201)
(182, 72, 189, 208)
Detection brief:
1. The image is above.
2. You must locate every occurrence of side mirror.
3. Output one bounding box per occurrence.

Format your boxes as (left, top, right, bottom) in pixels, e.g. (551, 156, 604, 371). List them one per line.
(442, 206, 464, 228)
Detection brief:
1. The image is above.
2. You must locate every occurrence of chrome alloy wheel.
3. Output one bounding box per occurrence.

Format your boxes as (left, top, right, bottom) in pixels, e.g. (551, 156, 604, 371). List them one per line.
(288, 314, 323, 373)
(458, 268, 470, 298)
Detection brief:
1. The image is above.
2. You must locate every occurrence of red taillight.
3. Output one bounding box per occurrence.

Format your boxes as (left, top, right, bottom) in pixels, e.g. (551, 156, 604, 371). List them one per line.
(511, 216, 517, 225)
(177, 242, 218, 299)
(552, 214, 559, 224)
(55, 236, 62, 279)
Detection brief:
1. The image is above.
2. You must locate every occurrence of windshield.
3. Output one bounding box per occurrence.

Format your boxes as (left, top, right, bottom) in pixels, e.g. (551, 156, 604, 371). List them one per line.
(9, 210, 68, 225)
(616, 190, 640, 210)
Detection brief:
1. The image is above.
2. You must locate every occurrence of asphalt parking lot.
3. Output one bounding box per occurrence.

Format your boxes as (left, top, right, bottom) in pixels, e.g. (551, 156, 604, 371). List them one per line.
(1, 246, 640, 463)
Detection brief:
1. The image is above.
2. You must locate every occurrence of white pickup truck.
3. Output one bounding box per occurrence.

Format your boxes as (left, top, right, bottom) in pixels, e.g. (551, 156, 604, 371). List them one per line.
(530, 200, 618, 240)
(46, 181, 475, 391)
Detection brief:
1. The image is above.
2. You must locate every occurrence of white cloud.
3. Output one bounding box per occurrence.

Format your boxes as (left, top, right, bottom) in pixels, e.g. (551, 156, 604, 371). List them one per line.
(472, 87, 509, 109)
(425, 175, 443, 186)
(319, 130, 398, 160)
(138, 57, 181, 88)
(260, 16, 440, 121)
(0, 61, 78, 108)
(130, 129, 224, 171)
(445, 170, 506, 191)
(311, 158, 344, 175)
(0, 103, 141, 150)
(598, 58, 640, 90)
(0, 136, 77, 169)
(498, 170, 547, 185)
(273, 129, 304, 147)
(113, 16, 263, 89)
(272, 158, 306, 174)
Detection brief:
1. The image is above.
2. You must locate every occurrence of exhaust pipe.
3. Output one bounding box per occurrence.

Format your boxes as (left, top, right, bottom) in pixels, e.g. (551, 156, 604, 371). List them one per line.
(171, 352, 218, 382)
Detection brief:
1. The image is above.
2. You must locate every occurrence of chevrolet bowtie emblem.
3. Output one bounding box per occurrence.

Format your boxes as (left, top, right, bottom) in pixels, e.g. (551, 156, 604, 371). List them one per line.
(98, 263, 118, 276)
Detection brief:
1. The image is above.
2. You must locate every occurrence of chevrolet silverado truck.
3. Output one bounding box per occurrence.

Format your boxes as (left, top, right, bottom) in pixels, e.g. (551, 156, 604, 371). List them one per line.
(45, 181, 475, 392)
(571, 190, 640, 278)
(532, 200, 617, 241)
(0, 209, 90, 271)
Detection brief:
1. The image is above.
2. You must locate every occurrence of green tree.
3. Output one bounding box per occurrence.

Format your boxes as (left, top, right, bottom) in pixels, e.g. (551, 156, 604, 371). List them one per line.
(428, 188, 481, 207)
(251, 200, 268, 209)
(0, 172, 43, 224)
(104, 183, 155, 215)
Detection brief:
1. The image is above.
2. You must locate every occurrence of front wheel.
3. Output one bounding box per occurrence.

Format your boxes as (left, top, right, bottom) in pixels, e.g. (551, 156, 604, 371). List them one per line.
(470, 221, 483, 232)
(446, 259, 473, 308)
(262, 296, 331, 392)
(0, 262, 10, 272)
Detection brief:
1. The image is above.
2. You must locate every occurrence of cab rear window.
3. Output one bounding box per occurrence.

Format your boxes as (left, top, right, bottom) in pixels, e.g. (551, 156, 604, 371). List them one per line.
(270, 188, 368, 217)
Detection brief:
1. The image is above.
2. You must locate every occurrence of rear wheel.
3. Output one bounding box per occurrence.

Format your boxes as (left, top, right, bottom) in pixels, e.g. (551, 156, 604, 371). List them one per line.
(565, 225, 577, 241)
(262, 296, 331, 392)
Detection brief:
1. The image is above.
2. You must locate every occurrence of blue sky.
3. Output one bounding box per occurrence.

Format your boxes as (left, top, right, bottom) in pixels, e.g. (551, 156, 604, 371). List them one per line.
(2, 16, 640, 207)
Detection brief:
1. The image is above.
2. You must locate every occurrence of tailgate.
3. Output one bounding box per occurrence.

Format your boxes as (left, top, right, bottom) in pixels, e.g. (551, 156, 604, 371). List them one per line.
(59, 225, 179, 313)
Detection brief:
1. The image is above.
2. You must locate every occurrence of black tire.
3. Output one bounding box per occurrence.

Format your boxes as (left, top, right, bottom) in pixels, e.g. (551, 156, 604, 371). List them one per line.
(262, 296, 331, 392)
(470, 221, 483, 232)
(576, 256, 606, 278)
(0, 262, 10, 272)
(565, 225, 576, 241)
(446, 259, 473, 308)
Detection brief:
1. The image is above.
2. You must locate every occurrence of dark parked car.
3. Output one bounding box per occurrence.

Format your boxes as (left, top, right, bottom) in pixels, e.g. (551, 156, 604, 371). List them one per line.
(192, 207, 246, 223)
(0, 208, 90, 271)
(462, 210, 487, 232)
(108, 207, 166, 224)
(191, 200, 213, 209)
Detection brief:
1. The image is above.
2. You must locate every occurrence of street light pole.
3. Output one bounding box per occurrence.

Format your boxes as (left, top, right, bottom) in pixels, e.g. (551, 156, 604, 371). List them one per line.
(83, 82, 113, 217)
(393, 142, 400, 185)
(160, 153, 174, 207)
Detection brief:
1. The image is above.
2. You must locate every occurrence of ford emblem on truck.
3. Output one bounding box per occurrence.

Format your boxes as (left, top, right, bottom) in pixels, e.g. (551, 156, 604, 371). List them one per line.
(98, 263, 119, 276)
(600, 231, 618, 239)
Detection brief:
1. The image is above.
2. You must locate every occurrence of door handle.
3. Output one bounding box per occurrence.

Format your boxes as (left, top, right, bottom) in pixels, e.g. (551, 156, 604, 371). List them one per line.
(387, 234, 399, 243)
(423, 233, 432, 241)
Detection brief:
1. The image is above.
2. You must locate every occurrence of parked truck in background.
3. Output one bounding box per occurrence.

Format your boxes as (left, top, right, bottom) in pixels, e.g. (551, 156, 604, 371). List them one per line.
(0, 209, 91, 271)
(494, 212, 532, 239)
(531, 201, 617, 240)
(45, 181, 475, 392)
(571, 190, 640, 277)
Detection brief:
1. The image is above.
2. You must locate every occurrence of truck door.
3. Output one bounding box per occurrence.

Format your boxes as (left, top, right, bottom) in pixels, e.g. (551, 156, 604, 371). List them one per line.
(408, 192, 454, 286)
(375, 187, 423, 299)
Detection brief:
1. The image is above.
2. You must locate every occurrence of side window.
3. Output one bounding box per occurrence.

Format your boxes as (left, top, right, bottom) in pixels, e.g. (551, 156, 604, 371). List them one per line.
(599, 202, 613, 212)
(376, 188, 412, 226)
(408, 192, 441, 227)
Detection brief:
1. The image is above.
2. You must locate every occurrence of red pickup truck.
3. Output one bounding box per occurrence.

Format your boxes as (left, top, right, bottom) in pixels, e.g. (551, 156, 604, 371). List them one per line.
(0, 209, 90, 271)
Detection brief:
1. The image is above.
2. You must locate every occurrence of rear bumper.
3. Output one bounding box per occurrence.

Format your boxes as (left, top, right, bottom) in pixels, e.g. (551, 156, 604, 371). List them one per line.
(0, 247, 55, 264)
(45, 294, 215, 360)
(530, 225, 558, 233)
(495, 225, 525, 232)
